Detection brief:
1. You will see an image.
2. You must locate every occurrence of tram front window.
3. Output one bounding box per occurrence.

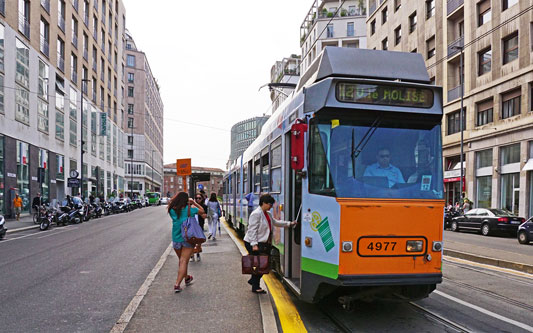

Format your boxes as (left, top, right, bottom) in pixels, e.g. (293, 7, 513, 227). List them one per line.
(309, 114, 443, 199)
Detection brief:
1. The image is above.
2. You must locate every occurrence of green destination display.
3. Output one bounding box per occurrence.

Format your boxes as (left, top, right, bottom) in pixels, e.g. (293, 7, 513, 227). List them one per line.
(336, 82, 434, 108)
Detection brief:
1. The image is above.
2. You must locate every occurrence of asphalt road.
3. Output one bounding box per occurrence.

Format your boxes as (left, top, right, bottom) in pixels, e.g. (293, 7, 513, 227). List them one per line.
(444, 229, 533, 257)
(0, 206, 171, 333)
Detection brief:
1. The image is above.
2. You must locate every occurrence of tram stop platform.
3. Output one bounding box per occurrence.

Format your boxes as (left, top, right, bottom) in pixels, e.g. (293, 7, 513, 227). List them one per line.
(120, 224, 278, 333)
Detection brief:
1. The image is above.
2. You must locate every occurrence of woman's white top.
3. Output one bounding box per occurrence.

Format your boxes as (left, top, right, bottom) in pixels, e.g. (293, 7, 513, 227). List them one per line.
(244, 206, 291, 246)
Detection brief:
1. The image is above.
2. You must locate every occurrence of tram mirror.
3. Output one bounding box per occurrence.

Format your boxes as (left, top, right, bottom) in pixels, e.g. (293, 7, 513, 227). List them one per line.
(290, 122, 308, 170)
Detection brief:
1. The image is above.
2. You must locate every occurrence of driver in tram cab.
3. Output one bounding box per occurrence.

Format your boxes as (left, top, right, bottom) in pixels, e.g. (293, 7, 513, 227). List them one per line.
(407, 140, 434, 183)
(363, 147, 405, 187)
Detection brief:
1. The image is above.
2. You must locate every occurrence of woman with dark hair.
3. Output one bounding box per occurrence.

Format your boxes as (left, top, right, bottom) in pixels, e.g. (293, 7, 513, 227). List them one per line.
(191, 193, 208, 262)
(206, 192, 221, 241)
(168, 192, 205, 293)
(244, 194, 296, 294)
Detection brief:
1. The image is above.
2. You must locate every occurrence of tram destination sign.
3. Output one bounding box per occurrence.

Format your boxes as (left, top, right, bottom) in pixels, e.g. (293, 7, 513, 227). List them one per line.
(336, 82, 434, 108)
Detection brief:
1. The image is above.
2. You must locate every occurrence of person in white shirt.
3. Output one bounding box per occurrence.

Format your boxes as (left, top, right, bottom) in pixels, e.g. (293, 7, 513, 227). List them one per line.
(364, 148, 405, 188)
(243, 194, 296, 294)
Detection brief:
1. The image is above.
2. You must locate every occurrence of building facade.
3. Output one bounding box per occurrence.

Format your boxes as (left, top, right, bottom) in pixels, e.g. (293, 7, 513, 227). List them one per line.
(366, 0, 533, 218)
(270, 55, 301, 113)
(300, 0, 367, 74)
(122, 29, 163, 197)
(163, 164, 225, 198)
(228, 116, 269, 164)
(0, 0, 127, 216)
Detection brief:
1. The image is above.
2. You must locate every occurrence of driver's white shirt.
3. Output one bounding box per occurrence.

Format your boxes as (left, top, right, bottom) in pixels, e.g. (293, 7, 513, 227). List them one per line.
(364, 163, 405, 187)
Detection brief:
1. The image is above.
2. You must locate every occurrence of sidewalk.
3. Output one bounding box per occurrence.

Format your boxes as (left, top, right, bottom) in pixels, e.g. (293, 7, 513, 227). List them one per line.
(122, 227, 266, 333)
(444, 238, 533, 274)
(4, 214, 38, 234)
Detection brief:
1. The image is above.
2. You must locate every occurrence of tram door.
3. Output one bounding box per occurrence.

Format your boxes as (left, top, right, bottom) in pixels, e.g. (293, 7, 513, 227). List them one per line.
(285, 132, 302, 288)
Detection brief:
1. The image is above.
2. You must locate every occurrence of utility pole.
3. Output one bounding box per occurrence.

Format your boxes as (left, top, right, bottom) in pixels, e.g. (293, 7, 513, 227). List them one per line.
(80, 79, 90, 199)
(130, 121, 134, 199)
(452, 44, 465, 204)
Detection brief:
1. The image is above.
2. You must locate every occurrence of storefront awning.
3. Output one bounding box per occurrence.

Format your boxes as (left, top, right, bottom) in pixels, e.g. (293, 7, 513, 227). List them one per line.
(523, 159, 533, 171)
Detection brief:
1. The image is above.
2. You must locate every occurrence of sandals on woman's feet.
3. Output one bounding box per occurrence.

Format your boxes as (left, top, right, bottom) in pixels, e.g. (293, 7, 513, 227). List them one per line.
(185, 275, 194, 286)
(252, 289, 267, 294)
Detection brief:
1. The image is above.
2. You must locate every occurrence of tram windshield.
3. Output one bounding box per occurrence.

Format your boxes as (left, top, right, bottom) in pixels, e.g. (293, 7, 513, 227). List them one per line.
(309, 113, 443, 200)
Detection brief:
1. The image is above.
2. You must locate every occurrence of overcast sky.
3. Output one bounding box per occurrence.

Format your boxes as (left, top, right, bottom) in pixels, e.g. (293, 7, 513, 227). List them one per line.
(125, 0, 309, 170)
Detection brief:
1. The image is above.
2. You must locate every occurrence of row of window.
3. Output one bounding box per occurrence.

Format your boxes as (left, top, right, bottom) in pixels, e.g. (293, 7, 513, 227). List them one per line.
(446, 85, 529, 134)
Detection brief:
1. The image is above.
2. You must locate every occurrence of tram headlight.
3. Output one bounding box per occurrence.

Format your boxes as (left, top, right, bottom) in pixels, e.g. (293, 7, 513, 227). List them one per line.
(432, 241, 443, 252)
(342, 241, 353, 252)
(406, 240, 424, 252)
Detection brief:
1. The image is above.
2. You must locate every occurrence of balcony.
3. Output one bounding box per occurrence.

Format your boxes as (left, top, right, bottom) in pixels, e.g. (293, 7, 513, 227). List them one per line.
(58, 16, 65, 32)
(18, 13, 30, 38)
(447, 85, 462, 102)
(41, 0, 50, 13)
(447, 0, 464, 16)
(40, 35, 50, 57)
(72, 35, 78, 49)
(72, 71, 78, 84)
(57, 55, 65, 72)
(447, 36, 464, 57)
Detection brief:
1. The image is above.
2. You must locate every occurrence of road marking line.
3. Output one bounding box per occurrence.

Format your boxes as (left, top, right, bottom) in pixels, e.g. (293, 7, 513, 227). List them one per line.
(444, 256, 533, 279)
(434, 290, 533, 332)
(109, 243, 172, 333)
(222, 218, 307, 333)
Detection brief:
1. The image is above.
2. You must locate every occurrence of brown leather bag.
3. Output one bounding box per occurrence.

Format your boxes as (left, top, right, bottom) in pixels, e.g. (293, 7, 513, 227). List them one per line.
(242, 255, 270, 275)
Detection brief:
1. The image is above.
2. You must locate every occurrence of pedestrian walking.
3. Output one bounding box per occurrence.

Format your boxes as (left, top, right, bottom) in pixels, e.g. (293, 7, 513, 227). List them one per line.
(243, 194, 297, 294)
(168, 192, 205, 293)
(462, 199, 471, 213)
(13, 193, 23, 221)
(206, 193, 221, 240)
(191, 193, 208, 262)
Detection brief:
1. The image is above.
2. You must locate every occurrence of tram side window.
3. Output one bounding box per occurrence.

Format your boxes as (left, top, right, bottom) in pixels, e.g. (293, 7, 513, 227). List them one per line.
(243, 164, 248, 195)
(261, 152, 270, 192)
(254, 158, 261, 193)
(248, 160, 253, 193)
(237, 170, 240, 196)
(309, 125, 335, 196)
(271, 138, 282, 192)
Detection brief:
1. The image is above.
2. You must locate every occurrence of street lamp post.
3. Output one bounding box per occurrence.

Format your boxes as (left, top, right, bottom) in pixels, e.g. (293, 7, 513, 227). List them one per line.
(80, 79, 90, 199)
(130, 122, 134, 199)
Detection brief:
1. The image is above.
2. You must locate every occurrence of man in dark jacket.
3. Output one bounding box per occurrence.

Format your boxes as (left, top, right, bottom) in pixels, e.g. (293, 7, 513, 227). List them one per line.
(32, 192, 42, 211)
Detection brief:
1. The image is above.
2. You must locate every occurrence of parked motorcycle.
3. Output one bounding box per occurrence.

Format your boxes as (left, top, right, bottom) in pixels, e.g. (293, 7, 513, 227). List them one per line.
(444, 208, 461, 230)
(39, 206, 55, 231)
(0, 214, 7, 239)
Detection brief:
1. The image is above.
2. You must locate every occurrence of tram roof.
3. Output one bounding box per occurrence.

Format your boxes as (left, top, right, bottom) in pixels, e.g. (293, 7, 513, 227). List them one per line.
(297, 47, 430, 91)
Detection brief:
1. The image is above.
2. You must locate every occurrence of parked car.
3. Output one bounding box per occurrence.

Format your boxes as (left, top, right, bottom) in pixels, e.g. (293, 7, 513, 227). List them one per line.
(518, 217, 533, 245)
(160, 197, 169, 205)
(451, 208, 525, 236)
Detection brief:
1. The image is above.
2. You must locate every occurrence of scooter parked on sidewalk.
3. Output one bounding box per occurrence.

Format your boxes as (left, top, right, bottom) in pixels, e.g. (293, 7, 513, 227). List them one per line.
(0, 215, 7, 239)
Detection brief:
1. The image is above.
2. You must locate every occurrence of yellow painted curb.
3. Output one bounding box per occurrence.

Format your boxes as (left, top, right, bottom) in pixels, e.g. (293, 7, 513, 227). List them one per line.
(222, 218, 308, 333)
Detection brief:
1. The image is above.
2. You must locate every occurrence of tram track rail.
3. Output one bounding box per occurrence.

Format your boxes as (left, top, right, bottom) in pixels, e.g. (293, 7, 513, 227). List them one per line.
(443, 277, 533, 312)
(409, 302, 472, 333)
(444, 259, 533, 288)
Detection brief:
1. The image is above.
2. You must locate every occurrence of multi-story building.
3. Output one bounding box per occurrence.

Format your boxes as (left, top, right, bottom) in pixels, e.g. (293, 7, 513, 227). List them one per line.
(300, 0, 367, 74)
(366, 0, 533, 218)
(270, 55, 301, 113)
(123, 29, 163, 197)
(228, 116, 269, 166)
(163, 164, 225, 198)
(0, 0, 127, 217)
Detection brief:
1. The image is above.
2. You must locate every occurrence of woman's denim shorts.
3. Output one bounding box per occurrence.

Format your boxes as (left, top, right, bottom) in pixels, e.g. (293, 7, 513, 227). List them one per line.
(173, 241, 193, 250)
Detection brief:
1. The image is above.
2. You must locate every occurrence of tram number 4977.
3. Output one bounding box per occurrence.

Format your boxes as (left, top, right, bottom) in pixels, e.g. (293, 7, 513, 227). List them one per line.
(367, 241, 397, 251)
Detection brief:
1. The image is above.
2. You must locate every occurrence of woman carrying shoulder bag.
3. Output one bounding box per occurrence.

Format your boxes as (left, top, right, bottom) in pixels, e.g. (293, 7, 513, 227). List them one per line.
(243, 194, 297, 294)
(206, 193, 221, 240)
(168, 192, 205, 293)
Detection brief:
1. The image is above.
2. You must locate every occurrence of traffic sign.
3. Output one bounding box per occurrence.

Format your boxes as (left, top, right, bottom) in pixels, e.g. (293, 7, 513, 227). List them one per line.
(198, 184, 204, 190)
(176, 158, 191, 176)
(67, 178, 81, 187)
